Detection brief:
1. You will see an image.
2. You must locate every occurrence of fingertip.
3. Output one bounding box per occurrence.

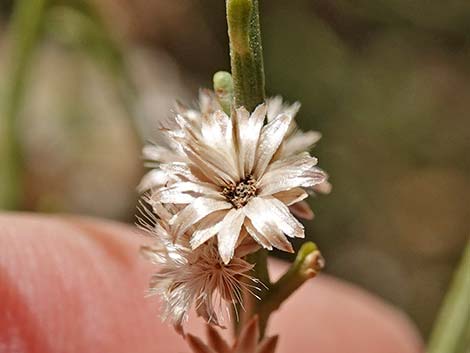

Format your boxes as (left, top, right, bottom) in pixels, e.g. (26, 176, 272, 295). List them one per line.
(267, 259, 424, 353)
(0, 214, 425, 353)
(0, 213, 187, 353)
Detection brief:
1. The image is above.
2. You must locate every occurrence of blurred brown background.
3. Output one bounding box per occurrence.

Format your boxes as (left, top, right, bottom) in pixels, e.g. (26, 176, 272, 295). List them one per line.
(1, 0, 469, 338)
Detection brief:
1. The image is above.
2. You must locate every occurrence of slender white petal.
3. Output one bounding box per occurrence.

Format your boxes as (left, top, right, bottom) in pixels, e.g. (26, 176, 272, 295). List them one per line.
(273, 188, 308, 206)
(198, 88, 221, 115)
(137, 169, 169, 192)
(253, 113, 293, 178)
(258, 154, 326, 196)
(244, 198, 294, 252)
(243, 218, 273, 251)
(217, 209, 246, 264)
(160, 162, 201, 182)
(267, 96, 300, 121)
(202, 110, 232, 150)
(282, 130, 322, 156)
(260, 175, 324, 197)
(261, 196, 305, 239)
(182, 143, 236, 185)
(153, 189, 195, 204)
(170, 198, 232, 238)
(162, 181, 220, 197)
(263, 152, 317, 174)
(235, 104, 266, 176)
(191, 210, 227, 249)
(143, 144, 181, 163)
(314, 179, 333, 194)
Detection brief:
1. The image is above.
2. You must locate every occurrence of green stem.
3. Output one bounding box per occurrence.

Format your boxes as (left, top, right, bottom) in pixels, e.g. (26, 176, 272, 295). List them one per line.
(44, 6, 143, 141)
(226, 0, 267, 336)
(225, 1, 325, 340)
(257, 242, 324, 337)
(427, 241, 470, 353)
(0, 0, 47, 209)
(226, 0, 265, 112)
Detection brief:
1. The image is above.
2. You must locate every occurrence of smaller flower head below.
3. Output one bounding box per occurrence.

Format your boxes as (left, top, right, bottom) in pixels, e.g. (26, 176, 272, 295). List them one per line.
(137, 202, 259, 333)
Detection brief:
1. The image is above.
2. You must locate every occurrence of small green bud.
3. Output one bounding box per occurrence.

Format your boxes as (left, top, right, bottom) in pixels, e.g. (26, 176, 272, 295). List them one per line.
(213, 71, 234, 115)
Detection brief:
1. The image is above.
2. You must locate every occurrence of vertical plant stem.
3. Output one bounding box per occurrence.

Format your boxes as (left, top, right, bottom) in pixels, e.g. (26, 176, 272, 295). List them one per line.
(428, 242, 470, 353)
(226, 0, 268, 337)
(227, 0, 265, 112)
(0, 0, 47, 209)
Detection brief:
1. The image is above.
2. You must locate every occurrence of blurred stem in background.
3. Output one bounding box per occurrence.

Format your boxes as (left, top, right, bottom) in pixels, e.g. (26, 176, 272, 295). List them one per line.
(44, 3, 143, 139)
(0, 0, 47, 209)
(428, 242, 470, 353)
(0, 0, 144, 210)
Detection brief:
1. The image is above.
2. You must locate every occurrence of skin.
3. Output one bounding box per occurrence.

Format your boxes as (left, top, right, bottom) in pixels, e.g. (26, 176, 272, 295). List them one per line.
(0, 213, 424, 353)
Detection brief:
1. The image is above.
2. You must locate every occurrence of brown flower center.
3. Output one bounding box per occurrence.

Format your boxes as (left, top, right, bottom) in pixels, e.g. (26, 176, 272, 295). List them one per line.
(222, 175, 257, 209)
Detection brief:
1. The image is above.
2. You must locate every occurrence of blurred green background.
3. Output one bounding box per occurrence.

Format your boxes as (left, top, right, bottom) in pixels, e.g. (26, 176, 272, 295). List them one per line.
(1, 0, 469, 338)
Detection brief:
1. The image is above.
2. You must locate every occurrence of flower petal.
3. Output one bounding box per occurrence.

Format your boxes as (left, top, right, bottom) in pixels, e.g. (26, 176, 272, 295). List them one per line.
(235, 104, 266, 176)
(244, 198, 294, 253)
(170, 198, 232, 238)
(289, 200, 314, 220)
(273, 187, 308, 206)
(190, 210, 227, 249)
(258, 153, 326, 196)
(313, 179, 333, 194)
(261, 196, 305, 239)
(142, 144, 181, 163)
(243, 219, 273, 251)
(253, 113, 293, 178)
(266, 96, 300, 122)
(152, 181, 221, 204)
(137, 169, 169, 192)
(283, 130, 321, 156)
(160, 162, 201, 182)
(182, 143, 237, 185)
(217, 209, 245, 264)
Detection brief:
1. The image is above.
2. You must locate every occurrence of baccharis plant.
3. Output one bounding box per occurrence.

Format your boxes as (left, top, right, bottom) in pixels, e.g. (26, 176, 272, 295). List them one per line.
(137, 1, 330, 351)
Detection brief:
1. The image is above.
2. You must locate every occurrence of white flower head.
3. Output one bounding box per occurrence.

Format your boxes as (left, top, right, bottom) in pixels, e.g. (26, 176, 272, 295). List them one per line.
(138, 202, 258, 332)
(149, 99, 326, 264)
(140, 91, 331, 217)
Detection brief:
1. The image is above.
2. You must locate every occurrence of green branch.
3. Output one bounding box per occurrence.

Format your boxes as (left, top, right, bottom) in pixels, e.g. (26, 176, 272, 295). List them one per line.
(257, 242, 325, 337)
(0, 0, 48, 209)
(428, 242, 470, 353)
